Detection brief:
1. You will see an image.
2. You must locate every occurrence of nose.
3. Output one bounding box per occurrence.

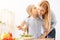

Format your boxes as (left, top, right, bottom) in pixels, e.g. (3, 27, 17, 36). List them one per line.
(38, 8, 40, 13)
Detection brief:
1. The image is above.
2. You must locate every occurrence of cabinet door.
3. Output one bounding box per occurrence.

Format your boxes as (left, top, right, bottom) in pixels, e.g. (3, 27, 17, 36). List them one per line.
(0, 10, 14, 34)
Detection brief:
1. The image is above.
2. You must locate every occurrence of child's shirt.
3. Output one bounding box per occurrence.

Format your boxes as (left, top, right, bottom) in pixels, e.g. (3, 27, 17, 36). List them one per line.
(24, 16, 44, 38)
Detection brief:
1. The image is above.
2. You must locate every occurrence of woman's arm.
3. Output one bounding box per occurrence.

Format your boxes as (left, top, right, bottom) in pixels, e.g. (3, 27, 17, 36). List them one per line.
(40, 11, 56, 38)
(40, 29, 51, 38)
(40, 17, 51, 38)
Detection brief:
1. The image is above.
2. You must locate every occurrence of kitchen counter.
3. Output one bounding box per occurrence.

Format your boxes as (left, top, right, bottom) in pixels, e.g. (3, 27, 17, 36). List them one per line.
(19, 38, 54, 40)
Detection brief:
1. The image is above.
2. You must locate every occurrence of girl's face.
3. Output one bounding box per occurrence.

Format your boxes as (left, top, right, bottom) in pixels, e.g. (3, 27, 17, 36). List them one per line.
(38, 6, 46, 16)
(31, 6, 38, 16)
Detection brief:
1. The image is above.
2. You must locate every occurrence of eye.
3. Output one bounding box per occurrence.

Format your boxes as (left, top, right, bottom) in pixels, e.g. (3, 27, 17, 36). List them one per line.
(40, 10, 44, 12)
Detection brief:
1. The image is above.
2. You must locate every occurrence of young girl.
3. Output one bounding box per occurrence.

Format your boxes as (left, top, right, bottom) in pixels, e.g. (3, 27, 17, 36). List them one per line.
(38, 0, 56, 39)
(18, 5, 44, 38)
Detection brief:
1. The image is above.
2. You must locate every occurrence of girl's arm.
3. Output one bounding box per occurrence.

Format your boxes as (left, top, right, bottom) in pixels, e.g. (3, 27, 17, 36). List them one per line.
(17, 21, 28, 32)
(17, 21, 25, 30)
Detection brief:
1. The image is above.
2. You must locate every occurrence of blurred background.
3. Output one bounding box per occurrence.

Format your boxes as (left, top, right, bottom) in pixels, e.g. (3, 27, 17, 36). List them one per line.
(0, 0, 60, 40)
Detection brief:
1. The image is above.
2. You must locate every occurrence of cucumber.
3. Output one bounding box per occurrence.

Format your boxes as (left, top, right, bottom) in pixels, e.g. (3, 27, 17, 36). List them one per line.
(21, 34, 32, 37)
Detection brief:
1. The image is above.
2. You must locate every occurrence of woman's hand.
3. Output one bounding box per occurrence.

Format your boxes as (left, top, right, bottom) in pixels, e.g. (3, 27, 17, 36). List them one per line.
(40, 35, 45, 38)
(40, 30, 49, 39)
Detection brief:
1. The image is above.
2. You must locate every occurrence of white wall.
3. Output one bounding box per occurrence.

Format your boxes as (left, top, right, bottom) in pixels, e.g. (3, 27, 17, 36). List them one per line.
(0, 0, 60, 40)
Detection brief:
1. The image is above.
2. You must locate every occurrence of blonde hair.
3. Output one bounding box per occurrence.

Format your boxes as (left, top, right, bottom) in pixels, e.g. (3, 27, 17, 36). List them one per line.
(26, 5, 35, 18)
(39, 1, 51, 31)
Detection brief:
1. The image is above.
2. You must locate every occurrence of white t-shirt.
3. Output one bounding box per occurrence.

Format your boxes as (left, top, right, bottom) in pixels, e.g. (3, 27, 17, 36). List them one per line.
(50, 10, 56, 28)
(39, 10, 56, 30)
(25, 16, 44, 38)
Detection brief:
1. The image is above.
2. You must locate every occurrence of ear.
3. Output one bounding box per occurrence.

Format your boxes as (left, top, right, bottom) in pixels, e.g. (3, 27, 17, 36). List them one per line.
(30, 8, 32, 13)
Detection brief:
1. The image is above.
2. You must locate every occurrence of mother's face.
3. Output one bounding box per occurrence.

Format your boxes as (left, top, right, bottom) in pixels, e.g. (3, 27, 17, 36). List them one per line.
(38, 6, 46, 16)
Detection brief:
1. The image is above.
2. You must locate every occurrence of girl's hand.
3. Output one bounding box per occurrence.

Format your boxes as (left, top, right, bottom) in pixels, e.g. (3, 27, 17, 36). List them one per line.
(17, 26, 22, 30)
(17, 21, 25, 30)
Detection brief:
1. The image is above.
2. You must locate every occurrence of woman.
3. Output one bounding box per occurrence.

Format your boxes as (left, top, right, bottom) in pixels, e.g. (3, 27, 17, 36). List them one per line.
(38, 0, 56, 39)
